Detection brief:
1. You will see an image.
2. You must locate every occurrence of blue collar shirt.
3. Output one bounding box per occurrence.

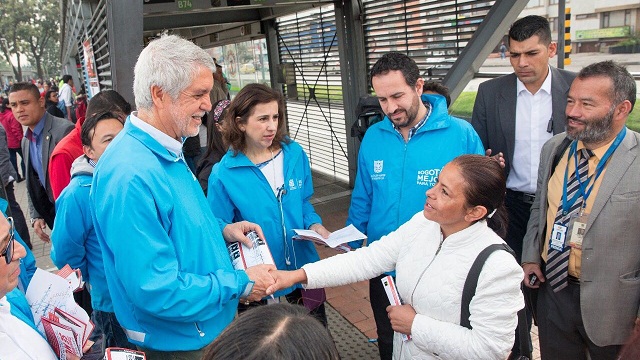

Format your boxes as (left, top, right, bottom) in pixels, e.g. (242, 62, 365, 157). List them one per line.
(25, 116, 46, 188)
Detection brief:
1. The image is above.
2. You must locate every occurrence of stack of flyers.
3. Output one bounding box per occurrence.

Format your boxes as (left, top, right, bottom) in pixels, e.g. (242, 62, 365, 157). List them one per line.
(227, 231, 275, 270)
(25, 269, 94, 358)
(41, 307, 94, 358)
(381, 275, 411, 342)
(56, 264, 84, 292)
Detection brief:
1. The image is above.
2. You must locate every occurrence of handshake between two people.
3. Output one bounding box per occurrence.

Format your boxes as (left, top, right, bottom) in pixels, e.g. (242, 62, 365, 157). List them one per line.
(242, 266, 308, 302)
(223, 220, 330, 303)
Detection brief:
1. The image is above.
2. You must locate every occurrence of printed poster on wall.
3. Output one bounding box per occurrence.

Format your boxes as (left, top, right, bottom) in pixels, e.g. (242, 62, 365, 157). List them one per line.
(82, 38, 100, 97)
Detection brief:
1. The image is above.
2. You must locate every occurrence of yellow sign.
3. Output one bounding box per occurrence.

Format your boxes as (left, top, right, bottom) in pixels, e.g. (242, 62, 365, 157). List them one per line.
(576, 27, 630, 40)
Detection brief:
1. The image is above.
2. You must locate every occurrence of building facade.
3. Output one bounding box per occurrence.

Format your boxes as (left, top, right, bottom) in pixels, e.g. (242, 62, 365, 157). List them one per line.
(521, 0, 639, 53)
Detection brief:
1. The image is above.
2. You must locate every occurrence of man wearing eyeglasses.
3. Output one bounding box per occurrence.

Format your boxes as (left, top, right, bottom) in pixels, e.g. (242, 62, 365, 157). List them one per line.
(0, 214, 101, 358)
(0, 215, 57, 358)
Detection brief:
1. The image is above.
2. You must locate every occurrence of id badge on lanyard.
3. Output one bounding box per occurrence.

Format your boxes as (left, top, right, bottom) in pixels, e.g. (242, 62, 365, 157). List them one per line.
(568, 209, 588, 249)
(550, 210, 588, 251)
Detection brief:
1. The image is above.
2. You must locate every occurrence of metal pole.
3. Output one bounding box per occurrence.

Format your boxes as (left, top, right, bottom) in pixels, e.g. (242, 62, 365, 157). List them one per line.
(557, 0, 566, 69)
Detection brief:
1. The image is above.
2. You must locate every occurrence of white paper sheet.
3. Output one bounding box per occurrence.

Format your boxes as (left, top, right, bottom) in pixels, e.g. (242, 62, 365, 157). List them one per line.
(293, 224, 366, 248)
(25, 269, 91, 335)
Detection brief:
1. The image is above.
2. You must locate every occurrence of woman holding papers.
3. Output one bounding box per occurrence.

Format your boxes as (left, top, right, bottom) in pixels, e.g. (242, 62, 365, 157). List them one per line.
(268, 155, 524, 360)
(207, 83, 330, 325)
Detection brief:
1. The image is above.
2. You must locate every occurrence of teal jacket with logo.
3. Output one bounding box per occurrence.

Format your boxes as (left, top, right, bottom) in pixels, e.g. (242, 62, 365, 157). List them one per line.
(208, 140, 322, 298)
(91, 119, 250, 351)
(347, 94, 484, 252)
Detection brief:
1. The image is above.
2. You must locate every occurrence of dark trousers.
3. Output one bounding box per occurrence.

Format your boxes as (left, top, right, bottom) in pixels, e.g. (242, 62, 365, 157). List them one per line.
(8, 148, 25, 178)
(73, 287, 94, 318)
(4, 182, 31, 249)
(370, 274, 394, 360)
(537, 280, 621, 360)
(505, 189, 533, 357)
(91, 310, 137, 348)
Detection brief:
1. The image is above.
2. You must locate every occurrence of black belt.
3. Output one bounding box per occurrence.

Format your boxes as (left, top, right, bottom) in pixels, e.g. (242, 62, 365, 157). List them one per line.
(507, 189, 536, 205)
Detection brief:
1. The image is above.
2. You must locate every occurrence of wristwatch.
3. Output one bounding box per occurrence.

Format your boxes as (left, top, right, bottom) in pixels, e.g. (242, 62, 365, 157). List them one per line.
(30, 218, 43, 227)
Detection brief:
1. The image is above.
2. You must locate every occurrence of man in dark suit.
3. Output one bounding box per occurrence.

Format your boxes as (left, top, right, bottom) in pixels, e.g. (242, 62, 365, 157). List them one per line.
(522, 60, 640, 359)
(8, 82, 73, 243)
(471, 15, 576, 358)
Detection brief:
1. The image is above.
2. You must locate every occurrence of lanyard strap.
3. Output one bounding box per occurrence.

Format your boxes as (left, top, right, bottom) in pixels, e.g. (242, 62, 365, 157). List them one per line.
(561, 127, 626, 215)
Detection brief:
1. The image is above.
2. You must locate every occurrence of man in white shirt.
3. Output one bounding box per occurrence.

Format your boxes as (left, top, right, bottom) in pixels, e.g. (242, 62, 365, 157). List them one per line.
(58, 75, 74, 121)
(471, 15, 576, 359)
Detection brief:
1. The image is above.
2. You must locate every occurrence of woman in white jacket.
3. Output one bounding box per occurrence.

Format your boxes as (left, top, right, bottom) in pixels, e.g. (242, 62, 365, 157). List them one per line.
(268, 154, 524, 360)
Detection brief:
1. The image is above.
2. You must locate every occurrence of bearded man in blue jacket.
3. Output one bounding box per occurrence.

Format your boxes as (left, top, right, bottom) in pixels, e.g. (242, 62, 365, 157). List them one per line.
(90, 34, 275, 358)
(348, 52, 485, 360)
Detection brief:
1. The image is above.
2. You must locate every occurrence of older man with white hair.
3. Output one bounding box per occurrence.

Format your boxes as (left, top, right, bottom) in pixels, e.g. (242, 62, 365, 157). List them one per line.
(91, 35, 275, 359)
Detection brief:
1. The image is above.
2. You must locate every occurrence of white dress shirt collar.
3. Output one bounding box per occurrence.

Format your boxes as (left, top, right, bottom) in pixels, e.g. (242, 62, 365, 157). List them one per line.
(130, 112, 183, 156)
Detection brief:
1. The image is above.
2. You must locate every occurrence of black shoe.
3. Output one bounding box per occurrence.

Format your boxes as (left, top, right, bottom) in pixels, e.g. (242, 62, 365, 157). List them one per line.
(17, 177, 25, 183)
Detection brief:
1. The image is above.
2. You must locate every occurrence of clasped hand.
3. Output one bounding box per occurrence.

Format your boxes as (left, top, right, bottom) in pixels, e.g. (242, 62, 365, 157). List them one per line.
(243, 267, 308, 302)
(387, 304, 416, 335)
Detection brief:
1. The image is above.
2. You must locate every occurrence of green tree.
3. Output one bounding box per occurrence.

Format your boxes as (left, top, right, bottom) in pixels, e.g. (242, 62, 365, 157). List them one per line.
(0, 0, 31, 81)
(23, 0, 60, 79)
(0, 0, 60, 81)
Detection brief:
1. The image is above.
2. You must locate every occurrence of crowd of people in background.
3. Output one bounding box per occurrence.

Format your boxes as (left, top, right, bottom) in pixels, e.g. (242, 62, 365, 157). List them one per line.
(0, 14, 639, 360)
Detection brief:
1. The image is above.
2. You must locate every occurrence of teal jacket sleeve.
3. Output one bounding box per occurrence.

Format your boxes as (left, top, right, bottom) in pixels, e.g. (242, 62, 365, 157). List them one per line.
(95, 173, 249, 323)
(207, 166, 236, 231)
(346, 148, 373, 249)
(470, 129, 486, 155)
(51, 186, 90, 281)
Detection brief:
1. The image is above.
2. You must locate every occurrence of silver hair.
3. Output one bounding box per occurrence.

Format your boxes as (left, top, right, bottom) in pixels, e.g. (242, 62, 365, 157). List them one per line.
(133, 34, 215, 110)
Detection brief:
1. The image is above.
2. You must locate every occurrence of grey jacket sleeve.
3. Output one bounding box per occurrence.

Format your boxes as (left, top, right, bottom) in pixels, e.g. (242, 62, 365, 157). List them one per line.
(0, 126, 17, 185)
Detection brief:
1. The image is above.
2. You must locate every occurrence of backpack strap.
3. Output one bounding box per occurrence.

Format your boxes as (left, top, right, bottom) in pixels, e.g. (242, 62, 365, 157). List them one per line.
(460, 243, 532, 359)
(460, 243, 515, 329)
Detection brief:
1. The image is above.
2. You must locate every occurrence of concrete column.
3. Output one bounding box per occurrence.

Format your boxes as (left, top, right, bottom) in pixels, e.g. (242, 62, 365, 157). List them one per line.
(335, 0, 368, 187)
(107, 1, 143, 108)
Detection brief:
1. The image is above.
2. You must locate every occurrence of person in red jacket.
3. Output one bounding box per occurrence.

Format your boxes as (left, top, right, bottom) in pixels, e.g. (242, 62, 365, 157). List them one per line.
(49, 90, 131, 200)
(0, 98, 25, 182)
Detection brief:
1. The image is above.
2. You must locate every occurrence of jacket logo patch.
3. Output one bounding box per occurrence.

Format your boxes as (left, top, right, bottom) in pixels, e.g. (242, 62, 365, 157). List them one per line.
(417, 168, 440, 187)
(289, 179, 298, 191)
(374, 160, 383, 174)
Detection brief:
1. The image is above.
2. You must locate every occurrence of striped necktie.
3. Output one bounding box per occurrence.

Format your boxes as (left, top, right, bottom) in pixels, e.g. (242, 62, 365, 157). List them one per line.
(546, 148, 593, 292)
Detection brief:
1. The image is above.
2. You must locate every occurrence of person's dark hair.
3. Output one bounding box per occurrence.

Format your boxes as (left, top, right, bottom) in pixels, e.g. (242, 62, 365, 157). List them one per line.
(81, 111, 123, 147)
(423, 80, 451, 107)
(62, 74, 73, 84)
(86, 90, 132, 121)
(451, 154, 508, 238)
(508, 15, 551, 46)
(203, 303, 340, 360)
(223, 83, 289, 155)
(577, 60, 636, 112)
(9, 82, 40, 100)
(196, 99, 230, 192)
(44, 90, 58, 105)
(370, 52, 420, 87)
(0, 98, 8, 113)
